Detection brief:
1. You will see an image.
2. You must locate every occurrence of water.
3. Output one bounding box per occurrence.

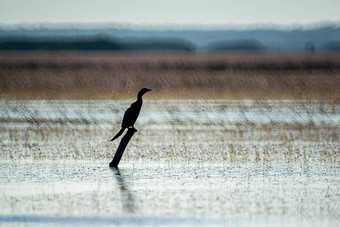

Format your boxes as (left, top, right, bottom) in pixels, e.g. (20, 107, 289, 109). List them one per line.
(0, 100, 339, 226)
(0, 100, 339, 127)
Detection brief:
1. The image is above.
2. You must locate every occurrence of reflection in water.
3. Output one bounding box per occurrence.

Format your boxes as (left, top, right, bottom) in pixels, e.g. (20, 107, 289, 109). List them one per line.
(111, 168, 135, 213)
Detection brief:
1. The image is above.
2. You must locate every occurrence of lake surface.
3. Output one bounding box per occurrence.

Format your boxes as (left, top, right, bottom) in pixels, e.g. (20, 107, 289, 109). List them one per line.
(0, 100, 339, 226)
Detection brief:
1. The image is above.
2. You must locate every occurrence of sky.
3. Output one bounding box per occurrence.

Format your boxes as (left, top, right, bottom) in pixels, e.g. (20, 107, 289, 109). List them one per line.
(0, 0, 340, 27)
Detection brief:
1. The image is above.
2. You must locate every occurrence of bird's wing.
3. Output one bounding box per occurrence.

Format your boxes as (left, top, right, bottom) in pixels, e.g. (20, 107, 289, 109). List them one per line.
(121, 107, 131, 126)
(121, 101, 141, 128)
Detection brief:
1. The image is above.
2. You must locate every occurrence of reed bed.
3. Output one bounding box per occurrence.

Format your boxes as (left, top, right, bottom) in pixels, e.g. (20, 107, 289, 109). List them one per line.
(0, 51, 339, 100)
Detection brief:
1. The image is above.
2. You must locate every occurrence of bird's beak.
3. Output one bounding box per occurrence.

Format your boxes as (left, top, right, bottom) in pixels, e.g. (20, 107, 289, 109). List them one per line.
(147, 89, 152, 92)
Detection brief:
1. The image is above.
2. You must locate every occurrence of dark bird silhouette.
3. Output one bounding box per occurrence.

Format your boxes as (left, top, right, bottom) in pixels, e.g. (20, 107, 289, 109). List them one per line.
(110, 88, 151, 141)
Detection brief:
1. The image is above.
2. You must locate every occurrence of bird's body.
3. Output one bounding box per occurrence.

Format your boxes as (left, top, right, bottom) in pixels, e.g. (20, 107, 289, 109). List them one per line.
(110, 88, 151, 141)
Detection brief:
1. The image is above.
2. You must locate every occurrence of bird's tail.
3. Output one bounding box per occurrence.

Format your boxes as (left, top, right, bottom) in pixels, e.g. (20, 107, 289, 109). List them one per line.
(110, 128, 125, 141)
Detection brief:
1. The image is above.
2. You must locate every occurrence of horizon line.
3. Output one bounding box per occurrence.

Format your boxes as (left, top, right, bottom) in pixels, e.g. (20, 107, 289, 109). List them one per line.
(0, 21, 340, 32)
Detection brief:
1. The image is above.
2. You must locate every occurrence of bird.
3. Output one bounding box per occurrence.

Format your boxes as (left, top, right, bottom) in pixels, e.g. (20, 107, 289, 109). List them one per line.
(110, 88, 151, 141)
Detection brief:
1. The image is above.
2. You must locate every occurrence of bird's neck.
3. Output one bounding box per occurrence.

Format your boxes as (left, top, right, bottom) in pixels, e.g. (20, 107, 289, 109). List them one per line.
(137, 94, 143, 100)
(137, 96, 143, 102)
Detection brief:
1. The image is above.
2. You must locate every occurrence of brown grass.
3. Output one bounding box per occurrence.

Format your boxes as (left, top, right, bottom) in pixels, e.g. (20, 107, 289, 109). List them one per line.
(0, 51, 339, 100)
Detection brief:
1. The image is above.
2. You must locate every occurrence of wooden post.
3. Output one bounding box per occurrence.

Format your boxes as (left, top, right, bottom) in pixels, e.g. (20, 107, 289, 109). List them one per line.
(109, 128, 137, 168)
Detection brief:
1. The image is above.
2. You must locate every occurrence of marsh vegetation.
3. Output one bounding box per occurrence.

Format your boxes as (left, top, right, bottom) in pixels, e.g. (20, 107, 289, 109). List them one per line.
(0, 52, 339, 226)
(0, 51, 339, 100)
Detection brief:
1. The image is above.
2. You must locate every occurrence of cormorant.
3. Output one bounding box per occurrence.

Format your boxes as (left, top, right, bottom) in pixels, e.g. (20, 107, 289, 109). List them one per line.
(110, 88, 151, 141)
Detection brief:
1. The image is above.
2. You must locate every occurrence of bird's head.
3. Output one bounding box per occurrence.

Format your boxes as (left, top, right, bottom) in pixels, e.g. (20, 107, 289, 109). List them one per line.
(138, 88, 151, 98)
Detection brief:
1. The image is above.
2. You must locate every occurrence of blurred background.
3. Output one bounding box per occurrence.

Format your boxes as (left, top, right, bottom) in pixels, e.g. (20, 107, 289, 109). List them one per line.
(0, 0, 339, 100)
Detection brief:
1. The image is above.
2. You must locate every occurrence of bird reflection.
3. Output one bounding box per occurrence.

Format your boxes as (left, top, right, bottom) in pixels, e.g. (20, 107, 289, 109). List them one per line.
(111, 168, 135, 213)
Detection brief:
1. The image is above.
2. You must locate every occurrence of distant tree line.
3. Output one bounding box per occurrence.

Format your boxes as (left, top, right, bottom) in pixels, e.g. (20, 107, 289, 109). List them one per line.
(205, 39, 265, 51)
(0, 36, 195, 51)
(323, 40, 340, 50)
(0, 35, 339, 51)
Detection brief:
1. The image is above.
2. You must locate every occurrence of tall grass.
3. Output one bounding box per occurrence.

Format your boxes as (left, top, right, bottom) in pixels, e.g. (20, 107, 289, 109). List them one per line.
(0, 51, 339, 100)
